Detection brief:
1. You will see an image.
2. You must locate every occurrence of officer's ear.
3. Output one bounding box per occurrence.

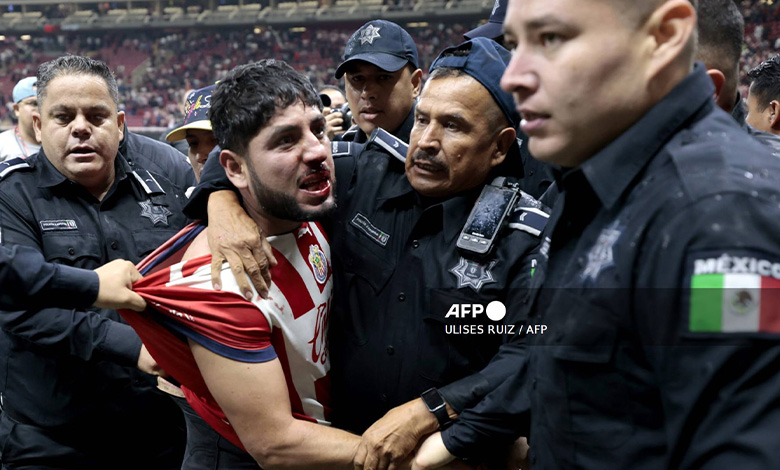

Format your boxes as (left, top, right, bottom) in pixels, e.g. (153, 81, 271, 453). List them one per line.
(643, 0, 697, 83)
(769, 100, 780, 131)
(32, 109, 42, 143)
(220, 149, 249, 190)
(410, 68, 423, 99)
(490, 126, 516, 168)
(116, 111, 125, 141)
(706, 69, 726, 105)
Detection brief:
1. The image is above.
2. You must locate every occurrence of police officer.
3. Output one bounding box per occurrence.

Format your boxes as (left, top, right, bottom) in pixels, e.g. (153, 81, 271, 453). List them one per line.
(0, 245, 145, 311)
(0, 56, 188, 469)
(415, 0, 780, 468)
(335, 37, 547, 470)
(333, 20, 422, 144)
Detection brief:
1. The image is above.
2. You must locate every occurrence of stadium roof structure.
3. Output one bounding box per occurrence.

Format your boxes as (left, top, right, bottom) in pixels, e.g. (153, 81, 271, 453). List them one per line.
(0, 0, 493, 32)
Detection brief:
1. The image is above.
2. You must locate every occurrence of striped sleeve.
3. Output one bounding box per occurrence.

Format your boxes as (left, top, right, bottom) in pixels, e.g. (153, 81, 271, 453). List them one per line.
(135, 263, 277, 363)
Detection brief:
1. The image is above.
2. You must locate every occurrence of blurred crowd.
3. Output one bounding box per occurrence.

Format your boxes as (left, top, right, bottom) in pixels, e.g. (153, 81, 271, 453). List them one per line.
(0, 1, 778, 128)
(0, 22, 471, 127)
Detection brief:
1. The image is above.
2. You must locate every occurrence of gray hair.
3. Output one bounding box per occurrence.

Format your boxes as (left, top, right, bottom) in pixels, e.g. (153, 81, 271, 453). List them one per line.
(37, 55, 120, 108)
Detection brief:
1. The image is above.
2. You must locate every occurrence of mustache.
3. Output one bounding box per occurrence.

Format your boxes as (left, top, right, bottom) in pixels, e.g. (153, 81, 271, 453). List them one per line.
(411, 150, 447, 171)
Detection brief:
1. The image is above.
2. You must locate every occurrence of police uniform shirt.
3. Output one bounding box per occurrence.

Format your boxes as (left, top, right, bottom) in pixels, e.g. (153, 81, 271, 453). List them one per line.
(0, 150, 189, 467)
(327, 130, 545, 434)
(0, 244, 99, 310)
(443, 64, 780, 468)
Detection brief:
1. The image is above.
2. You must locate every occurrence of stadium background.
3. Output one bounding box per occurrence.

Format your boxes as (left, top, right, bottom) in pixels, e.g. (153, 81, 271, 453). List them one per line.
(0, 0, 776, 136)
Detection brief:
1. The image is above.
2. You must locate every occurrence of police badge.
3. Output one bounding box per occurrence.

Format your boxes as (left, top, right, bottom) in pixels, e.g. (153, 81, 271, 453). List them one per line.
(138, 200, 172, 226)
(450, 257, 497, 292)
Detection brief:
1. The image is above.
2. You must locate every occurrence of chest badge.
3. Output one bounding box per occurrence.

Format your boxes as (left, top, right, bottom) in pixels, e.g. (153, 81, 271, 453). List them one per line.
(308, 245, 328, 284)
(582, 221, 623, 282)
(450, 257, 497, 292)
(138, 200, 172, 226)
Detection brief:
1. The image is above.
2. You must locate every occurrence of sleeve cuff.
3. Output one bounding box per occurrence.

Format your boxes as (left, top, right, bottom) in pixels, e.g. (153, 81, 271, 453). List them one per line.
(438, 373, 491, 414)
(52, 265, 100, 309)
(97, 321, 143, 367)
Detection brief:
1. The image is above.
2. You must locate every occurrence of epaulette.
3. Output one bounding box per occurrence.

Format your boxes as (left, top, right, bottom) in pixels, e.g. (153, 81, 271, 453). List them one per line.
(508, 191, 550, 237)
(331, 141, 355, 158)
(368, 128, 408, 164)
(0, 157, 32, 180)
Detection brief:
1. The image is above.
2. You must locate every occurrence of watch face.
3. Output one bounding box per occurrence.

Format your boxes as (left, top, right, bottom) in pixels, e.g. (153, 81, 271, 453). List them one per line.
(423, 388, 444, 410)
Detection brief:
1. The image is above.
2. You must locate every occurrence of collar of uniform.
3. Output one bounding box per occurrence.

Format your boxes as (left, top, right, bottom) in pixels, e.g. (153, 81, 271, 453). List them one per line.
(730, 91, 748, 129)
(377, 171, 415, 207)
(394, 105, 415, 143)
(579, 63, 714, 210)
(37, 149, 132, 188)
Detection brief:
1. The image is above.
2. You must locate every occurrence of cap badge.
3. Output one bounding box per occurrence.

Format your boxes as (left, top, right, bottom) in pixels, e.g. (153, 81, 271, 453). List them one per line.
(359, 25, 382, 45)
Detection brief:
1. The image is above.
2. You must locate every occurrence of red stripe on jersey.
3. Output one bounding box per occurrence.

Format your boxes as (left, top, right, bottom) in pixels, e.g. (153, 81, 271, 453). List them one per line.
(138, 285, 273, 352)
(760, 277, 780, 333)
(271, 327, 306, 417)
(314, 374, 332, 421)
(295, 222, 331, 294)
(182, 256, 208, 278)
(270, 246, 315, 319)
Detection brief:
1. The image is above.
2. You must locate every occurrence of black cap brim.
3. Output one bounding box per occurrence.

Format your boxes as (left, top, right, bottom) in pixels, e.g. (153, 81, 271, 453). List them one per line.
(335, 53, 410, 79)
(464, 21, 503, 40)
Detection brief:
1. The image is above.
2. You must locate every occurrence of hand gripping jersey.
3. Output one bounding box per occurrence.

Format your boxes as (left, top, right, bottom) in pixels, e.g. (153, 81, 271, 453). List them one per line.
(120, 221, 332, 450)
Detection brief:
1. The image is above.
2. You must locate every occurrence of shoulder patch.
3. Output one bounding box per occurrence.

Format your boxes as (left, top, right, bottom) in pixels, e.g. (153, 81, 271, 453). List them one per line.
(369, 128, 408, 164)
(331, 141, 354, 158)
(0, 158, 32, 180)
(508, 191, 550, 237)
(687, 250, 780, 335)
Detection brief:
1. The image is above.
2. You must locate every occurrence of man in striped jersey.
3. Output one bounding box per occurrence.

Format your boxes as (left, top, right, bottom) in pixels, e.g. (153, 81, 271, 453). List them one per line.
(120, 60, 358, 470)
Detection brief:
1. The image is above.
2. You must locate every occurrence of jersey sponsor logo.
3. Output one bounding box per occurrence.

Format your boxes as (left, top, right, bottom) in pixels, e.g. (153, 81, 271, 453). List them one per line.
(449, 257, 497, 292)
(308, 245, 328, 284)
(39, 219, 78, 232)
(350, 213, 390, 246)
(138, 200, 172, 226)
(308, 299, 330, 365)
(693, 254, 780, 280)
(581, 221, 622, 282)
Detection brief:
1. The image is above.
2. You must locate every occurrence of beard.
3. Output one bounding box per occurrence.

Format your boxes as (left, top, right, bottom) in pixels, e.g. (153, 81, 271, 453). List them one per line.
(246, 162, 336, 222)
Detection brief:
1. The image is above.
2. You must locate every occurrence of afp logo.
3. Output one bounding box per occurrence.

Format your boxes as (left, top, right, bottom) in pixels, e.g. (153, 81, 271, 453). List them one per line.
(445, 301, 506, 321)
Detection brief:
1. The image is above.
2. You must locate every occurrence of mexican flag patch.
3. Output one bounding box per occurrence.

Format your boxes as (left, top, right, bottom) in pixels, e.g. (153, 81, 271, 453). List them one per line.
(690, 273, 780, 333)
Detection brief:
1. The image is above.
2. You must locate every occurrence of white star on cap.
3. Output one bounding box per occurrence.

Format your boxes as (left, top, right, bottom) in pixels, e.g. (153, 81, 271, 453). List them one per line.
(492, 0, 500, 15)
(359, 25, 382, 45)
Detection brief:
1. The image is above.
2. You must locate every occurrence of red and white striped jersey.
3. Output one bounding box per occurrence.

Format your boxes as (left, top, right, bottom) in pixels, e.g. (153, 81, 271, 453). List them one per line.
(121, 221, 332, 450)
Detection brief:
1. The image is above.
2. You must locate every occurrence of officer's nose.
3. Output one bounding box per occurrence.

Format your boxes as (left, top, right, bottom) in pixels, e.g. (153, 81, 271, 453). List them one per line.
(70, 113, 92, 139)
(415, 122, 440, 154)
(501, 46, 539, 105)
(361, 80, 378, 101)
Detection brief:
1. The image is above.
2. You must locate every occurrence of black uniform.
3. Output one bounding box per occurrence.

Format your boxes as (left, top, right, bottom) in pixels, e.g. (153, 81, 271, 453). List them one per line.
(120, 127, 197, 191)
(0, 151, 190, 469)
(440, 65, 780, 469)
(0, 244, 98, 310)
(327, 130, 545, 434)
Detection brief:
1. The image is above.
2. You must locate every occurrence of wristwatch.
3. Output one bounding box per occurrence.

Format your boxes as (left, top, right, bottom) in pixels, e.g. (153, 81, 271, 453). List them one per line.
(421, 387, 452, 429)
